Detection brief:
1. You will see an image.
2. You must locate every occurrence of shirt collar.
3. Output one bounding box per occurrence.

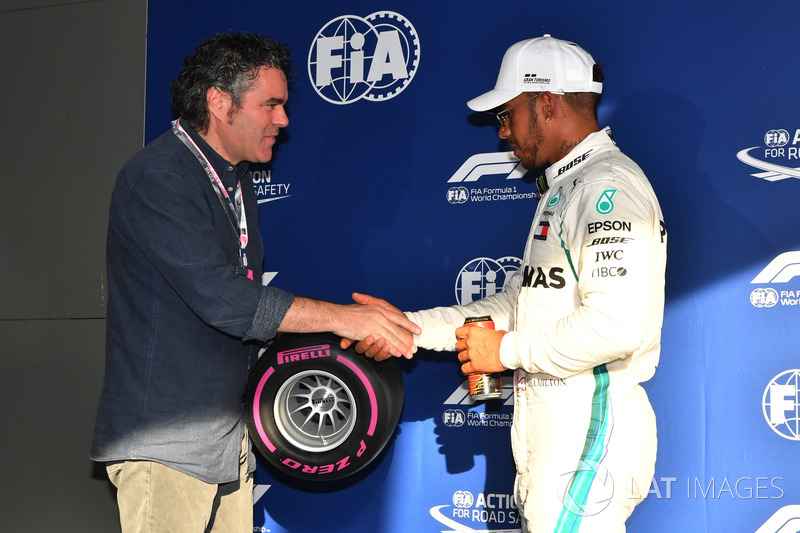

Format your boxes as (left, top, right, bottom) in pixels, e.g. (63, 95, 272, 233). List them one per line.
(180, 119, 250, 183)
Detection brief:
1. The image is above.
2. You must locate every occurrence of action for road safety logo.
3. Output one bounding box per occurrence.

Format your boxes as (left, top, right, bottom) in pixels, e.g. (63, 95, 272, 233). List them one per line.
(737, 129, 800, 181)
(429, 490, 521, 532)
(252, 168, 291, 204)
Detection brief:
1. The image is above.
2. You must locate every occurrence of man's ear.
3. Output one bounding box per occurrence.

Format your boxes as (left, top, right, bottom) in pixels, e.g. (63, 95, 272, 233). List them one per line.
(206, 86, 232, 122)
(541, 92, 557, 123)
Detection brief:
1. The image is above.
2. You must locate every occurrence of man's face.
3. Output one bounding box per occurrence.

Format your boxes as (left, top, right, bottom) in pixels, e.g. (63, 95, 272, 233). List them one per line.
(217, 66, 289, 165)
(498, 93, 546, 170)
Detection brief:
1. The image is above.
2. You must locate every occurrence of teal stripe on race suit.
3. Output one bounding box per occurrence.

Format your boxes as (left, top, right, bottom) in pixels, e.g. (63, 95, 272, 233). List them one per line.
(554, 364, 611, 532)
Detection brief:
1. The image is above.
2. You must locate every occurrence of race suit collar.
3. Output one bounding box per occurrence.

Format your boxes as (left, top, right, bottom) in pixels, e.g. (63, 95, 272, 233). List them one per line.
(543, 126, 613, 187)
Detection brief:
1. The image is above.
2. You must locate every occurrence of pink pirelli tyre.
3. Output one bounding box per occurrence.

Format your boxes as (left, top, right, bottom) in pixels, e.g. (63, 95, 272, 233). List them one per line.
(245, 333, 404, 481)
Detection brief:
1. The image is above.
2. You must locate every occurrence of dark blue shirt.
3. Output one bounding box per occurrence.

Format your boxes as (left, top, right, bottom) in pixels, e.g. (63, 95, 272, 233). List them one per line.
(91, 122, 294, 483)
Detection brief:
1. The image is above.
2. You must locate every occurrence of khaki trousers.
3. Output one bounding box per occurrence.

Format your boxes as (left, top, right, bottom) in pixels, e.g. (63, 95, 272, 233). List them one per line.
(106, 435, 253, 533)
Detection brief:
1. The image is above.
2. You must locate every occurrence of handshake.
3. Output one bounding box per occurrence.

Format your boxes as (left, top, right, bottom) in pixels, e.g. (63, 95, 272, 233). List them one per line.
(338, 292, 416, 361)
(339, 293, 508, 375)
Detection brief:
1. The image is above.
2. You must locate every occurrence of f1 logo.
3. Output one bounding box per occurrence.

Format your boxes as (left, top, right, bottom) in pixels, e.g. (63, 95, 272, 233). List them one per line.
(755, 505, 800, 533)
(448, 152, 526, 183)
(751, 252, 800, 284)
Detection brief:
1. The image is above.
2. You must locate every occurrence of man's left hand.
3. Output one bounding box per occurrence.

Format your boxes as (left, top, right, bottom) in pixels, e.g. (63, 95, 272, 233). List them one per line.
(455, 326, 508, 375)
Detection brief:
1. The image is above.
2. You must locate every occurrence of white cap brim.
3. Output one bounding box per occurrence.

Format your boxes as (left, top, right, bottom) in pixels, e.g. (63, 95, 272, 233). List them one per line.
(467, 89, 522, 112)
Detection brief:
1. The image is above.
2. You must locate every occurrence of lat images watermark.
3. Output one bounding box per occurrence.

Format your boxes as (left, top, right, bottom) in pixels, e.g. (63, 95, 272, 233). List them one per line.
(634, 476, 785, 500)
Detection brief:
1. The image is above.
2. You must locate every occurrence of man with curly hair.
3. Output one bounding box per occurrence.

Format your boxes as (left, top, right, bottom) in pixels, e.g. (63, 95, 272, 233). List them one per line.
(91, 33, 419, 532)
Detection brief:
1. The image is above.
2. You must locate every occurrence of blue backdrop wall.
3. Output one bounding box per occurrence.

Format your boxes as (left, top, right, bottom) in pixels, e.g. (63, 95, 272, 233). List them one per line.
(145, 1, 800, 531)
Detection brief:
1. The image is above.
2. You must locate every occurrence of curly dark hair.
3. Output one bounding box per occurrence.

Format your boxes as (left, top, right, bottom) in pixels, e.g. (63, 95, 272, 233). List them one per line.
(170, 33, 294, 133)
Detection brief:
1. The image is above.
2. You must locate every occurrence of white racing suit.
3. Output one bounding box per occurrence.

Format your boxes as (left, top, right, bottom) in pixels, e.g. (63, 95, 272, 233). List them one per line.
(407, 128, 666, 532)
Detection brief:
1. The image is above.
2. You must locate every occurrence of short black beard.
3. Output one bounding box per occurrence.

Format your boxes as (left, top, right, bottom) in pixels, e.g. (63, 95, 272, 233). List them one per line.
(518, 104, 545, 169)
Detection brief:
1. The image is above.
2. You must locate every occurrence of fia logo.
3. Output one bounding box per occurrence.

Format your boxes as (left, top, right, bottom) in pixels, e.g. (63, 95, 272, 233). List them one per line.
(308, 11, 420, 104)
(447, 186, 469, 204)
(762, 369, 800, 441)
(455, 256, 520, 305)
(442, 409, 466, 428)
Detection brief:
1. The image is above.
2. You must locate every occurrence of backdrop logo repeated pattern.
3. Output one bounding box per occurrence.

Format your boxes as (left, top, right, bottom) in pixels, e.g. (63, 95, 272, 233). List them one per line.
(750, 252, 800, 308)
(762, 370, 800, 441)
(429, 491, 521, 532)
(736, 128, 800, 181)
(252, 168, 291, 204)
(307, 11, 420, 104)
(755, 505, 800, 533)
(455, 256, 521, 305)
(446, 152, 537, 204)
(443, 376, 515, 407)
(443, 409, 466, 427)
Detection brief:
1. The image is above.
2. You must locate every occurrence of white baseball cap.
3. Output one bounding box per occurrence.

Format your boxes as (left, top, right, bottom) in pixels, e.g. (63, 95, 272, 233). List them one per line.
(467, 35, 603, 112)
